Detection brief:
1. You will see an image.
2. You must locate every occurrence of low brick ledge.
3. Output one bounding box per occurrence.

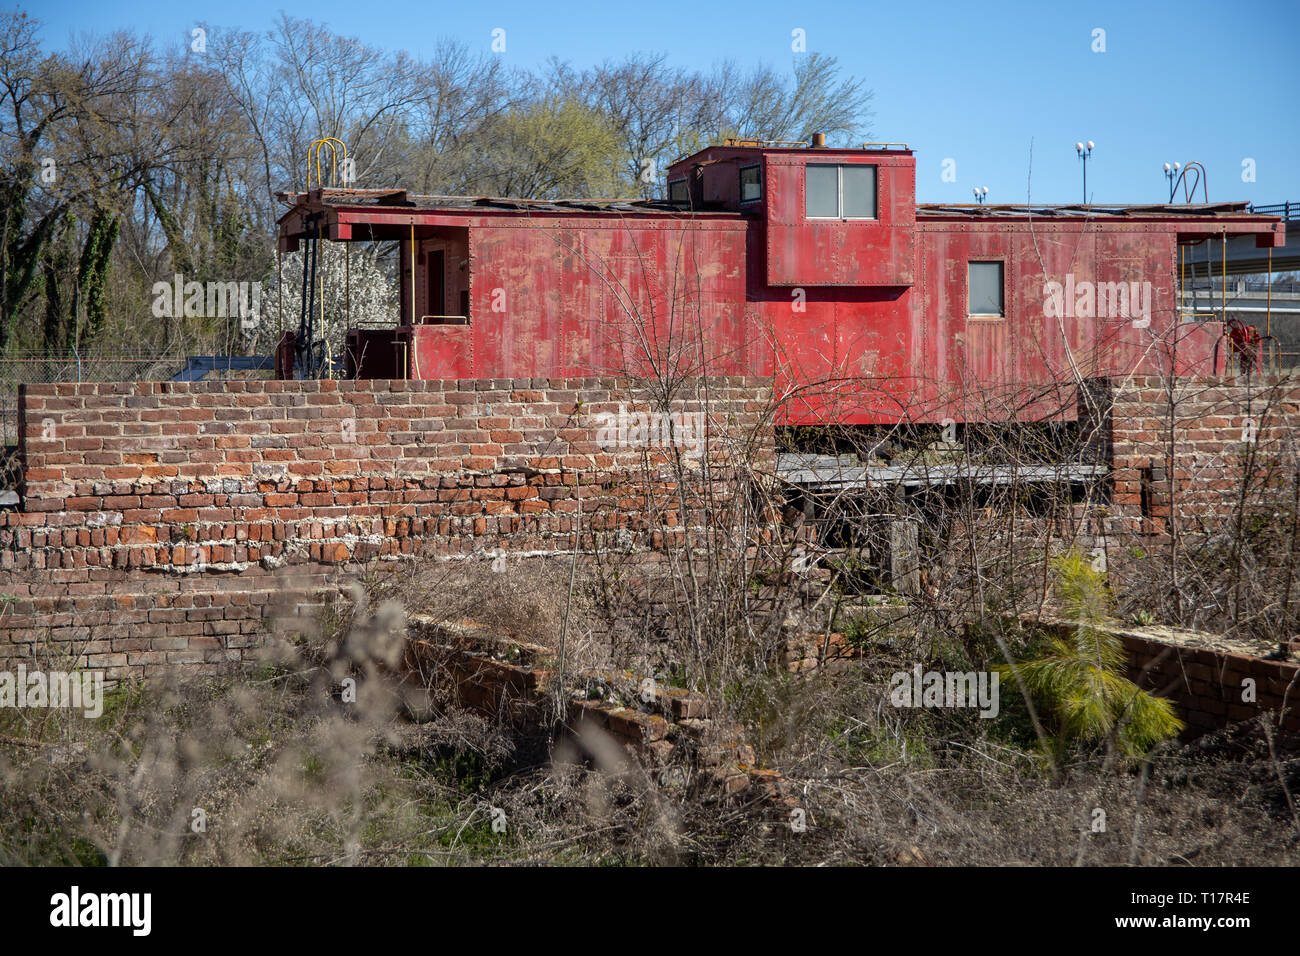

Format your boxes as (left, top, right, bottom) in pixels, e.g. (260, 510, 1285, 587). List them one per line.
(405, 615, 797, 807)
(1013, 614, 1300, 739)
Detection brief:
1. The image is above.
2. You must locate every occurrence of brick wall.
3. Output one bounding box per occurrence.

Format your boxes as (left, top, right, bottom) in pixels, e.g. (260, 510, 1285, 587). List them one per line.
(1076, 374, 1300, 736)
(1123, 632, 1300, 739)
(1091, 373, 1300, 535)
(1031, 618, 1299, 740)
(3, 376, 772, 680)
(9, 368, 1297, 709)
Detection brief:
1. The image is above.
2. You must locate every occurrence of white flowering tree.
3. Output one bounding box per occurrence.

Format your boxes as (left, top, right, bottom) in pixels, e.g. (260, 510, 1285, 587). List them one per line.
(251, 242, 398, 369)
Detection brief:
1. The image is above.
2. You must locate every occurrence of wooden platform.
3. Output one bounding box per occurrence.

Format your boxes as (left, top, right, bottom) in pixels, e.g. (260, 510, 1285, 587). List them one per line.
(777, 453, 1108, 490)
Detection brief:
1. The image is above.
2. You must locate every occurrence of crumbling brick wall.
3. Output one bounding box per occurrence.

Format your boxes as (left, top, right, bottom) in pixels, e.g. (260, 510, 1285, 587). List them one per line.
(1123, 632, 1299, 739)
(9, 369, 1297, 702)
(1087, 373, 1300, 536)
(406, 617, 794, 805)
(2, 376, 773, 680)
(1029, 618, 1299, 740)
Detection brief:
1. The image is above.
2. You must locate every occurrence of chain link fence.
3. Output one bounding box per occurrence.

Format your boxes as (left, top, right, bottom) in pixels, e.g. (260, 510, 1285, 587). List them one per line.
(0, 352, 191, 446)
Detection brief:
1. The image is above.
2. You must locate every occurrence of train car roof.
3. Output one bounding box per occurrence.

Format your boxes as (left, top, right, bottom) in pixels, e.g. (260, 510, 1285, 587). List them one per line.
(276, 187, 741, 217)
(275, 189, 1284, 244)
(915, 201, 1274, 221)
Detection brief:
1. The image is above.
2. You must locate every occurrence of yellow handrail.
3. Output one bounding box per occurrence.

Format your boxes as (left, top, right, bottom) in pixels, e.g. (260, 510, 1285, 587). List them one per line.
(1221, 231, 1226, 323)
(1267, 247, 1273, 339)
(307, 138, 348, 190)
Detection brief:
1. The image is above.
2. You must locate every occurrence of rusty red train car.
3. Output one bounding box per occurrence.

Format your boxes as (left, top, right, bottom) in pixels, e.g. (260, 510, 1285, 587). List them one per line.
(276, 139, 1286, 425)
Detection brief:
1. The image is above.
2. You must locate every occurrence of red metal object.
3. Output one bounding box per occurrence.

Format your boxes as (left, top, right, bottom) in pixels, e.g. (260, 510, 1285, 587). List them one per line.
(1227, 316, 1262, 353)
(276, 143, 1285, 424)
(274, 331, 296, 380)
(1226, 316, 1264, 372)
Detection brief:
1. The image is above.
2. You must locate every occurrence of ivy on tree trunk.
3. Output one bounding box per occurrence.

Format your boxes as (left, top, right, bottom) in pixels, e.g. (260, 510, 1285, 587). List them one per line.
(76, 208, 119, 342)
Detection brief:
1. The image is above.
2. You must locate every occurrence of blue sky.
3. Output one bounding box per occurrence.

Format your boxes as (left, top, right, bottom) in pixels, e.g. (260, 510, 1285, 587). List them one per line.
(27, 0, 1300, 204)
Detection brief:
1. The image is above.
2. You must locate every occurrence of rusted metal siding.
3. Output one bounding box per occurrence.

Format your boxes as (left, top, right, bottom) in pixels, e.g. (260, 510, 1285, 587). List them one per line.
(408, 324, 473, 379)
(913, 222, 1218, 419)
(412, 217, 753, 382)
(400, 215, 1231, 425)
(280, 165, 1280, 429)
(764, 152, 916, 288)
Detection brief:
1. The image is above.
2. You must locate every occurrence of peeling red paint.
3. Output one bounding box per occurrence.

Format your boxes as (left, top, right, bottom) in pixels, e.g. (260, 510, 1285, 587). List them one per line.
(281, 144, 1283, 426)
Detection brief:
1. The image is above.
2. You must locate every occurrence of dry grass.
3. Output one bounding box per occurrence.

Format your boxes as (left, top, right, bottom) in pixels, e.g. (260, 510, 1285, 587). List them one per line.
(1, 561, 1297, 867)
(5, 372, 1300, 866)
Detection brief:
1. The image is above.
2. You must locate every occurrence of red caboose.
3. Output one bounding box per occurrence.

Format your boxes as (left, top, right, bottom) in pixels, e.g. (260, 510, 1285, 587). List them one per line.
(276, 138, 1285, 425)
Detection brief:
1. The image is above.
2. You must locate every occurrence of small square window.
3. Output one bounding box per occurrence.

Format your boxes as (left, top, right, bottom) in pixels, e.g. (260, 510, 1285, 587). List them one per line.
(739, 165, 762, 203)
(968, 261, 1005, 317)
(668, 179, 689, 203)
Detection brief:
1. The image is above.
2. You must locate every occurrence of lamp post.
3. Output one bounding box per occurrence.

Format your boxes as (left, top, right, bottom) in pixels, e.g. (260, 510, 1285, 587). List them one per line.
(1075, 140, 1094, 204)
(972, 186, 988, 205)
(1163, 161, 1181, 202)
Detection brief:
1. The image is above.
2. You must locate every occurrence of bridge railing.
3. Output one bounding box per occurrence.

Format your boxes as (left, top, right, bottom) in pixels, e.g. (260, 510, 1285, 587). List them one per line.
(1247, 201, 1299, 220)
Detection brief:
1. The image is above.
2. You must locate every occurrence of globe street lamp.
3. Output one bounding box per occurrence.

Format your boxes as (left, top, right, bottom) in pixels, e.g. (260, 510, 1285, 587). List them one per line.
(1076, 140, 1094, 204)
(1163, 161, 1182, 202)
